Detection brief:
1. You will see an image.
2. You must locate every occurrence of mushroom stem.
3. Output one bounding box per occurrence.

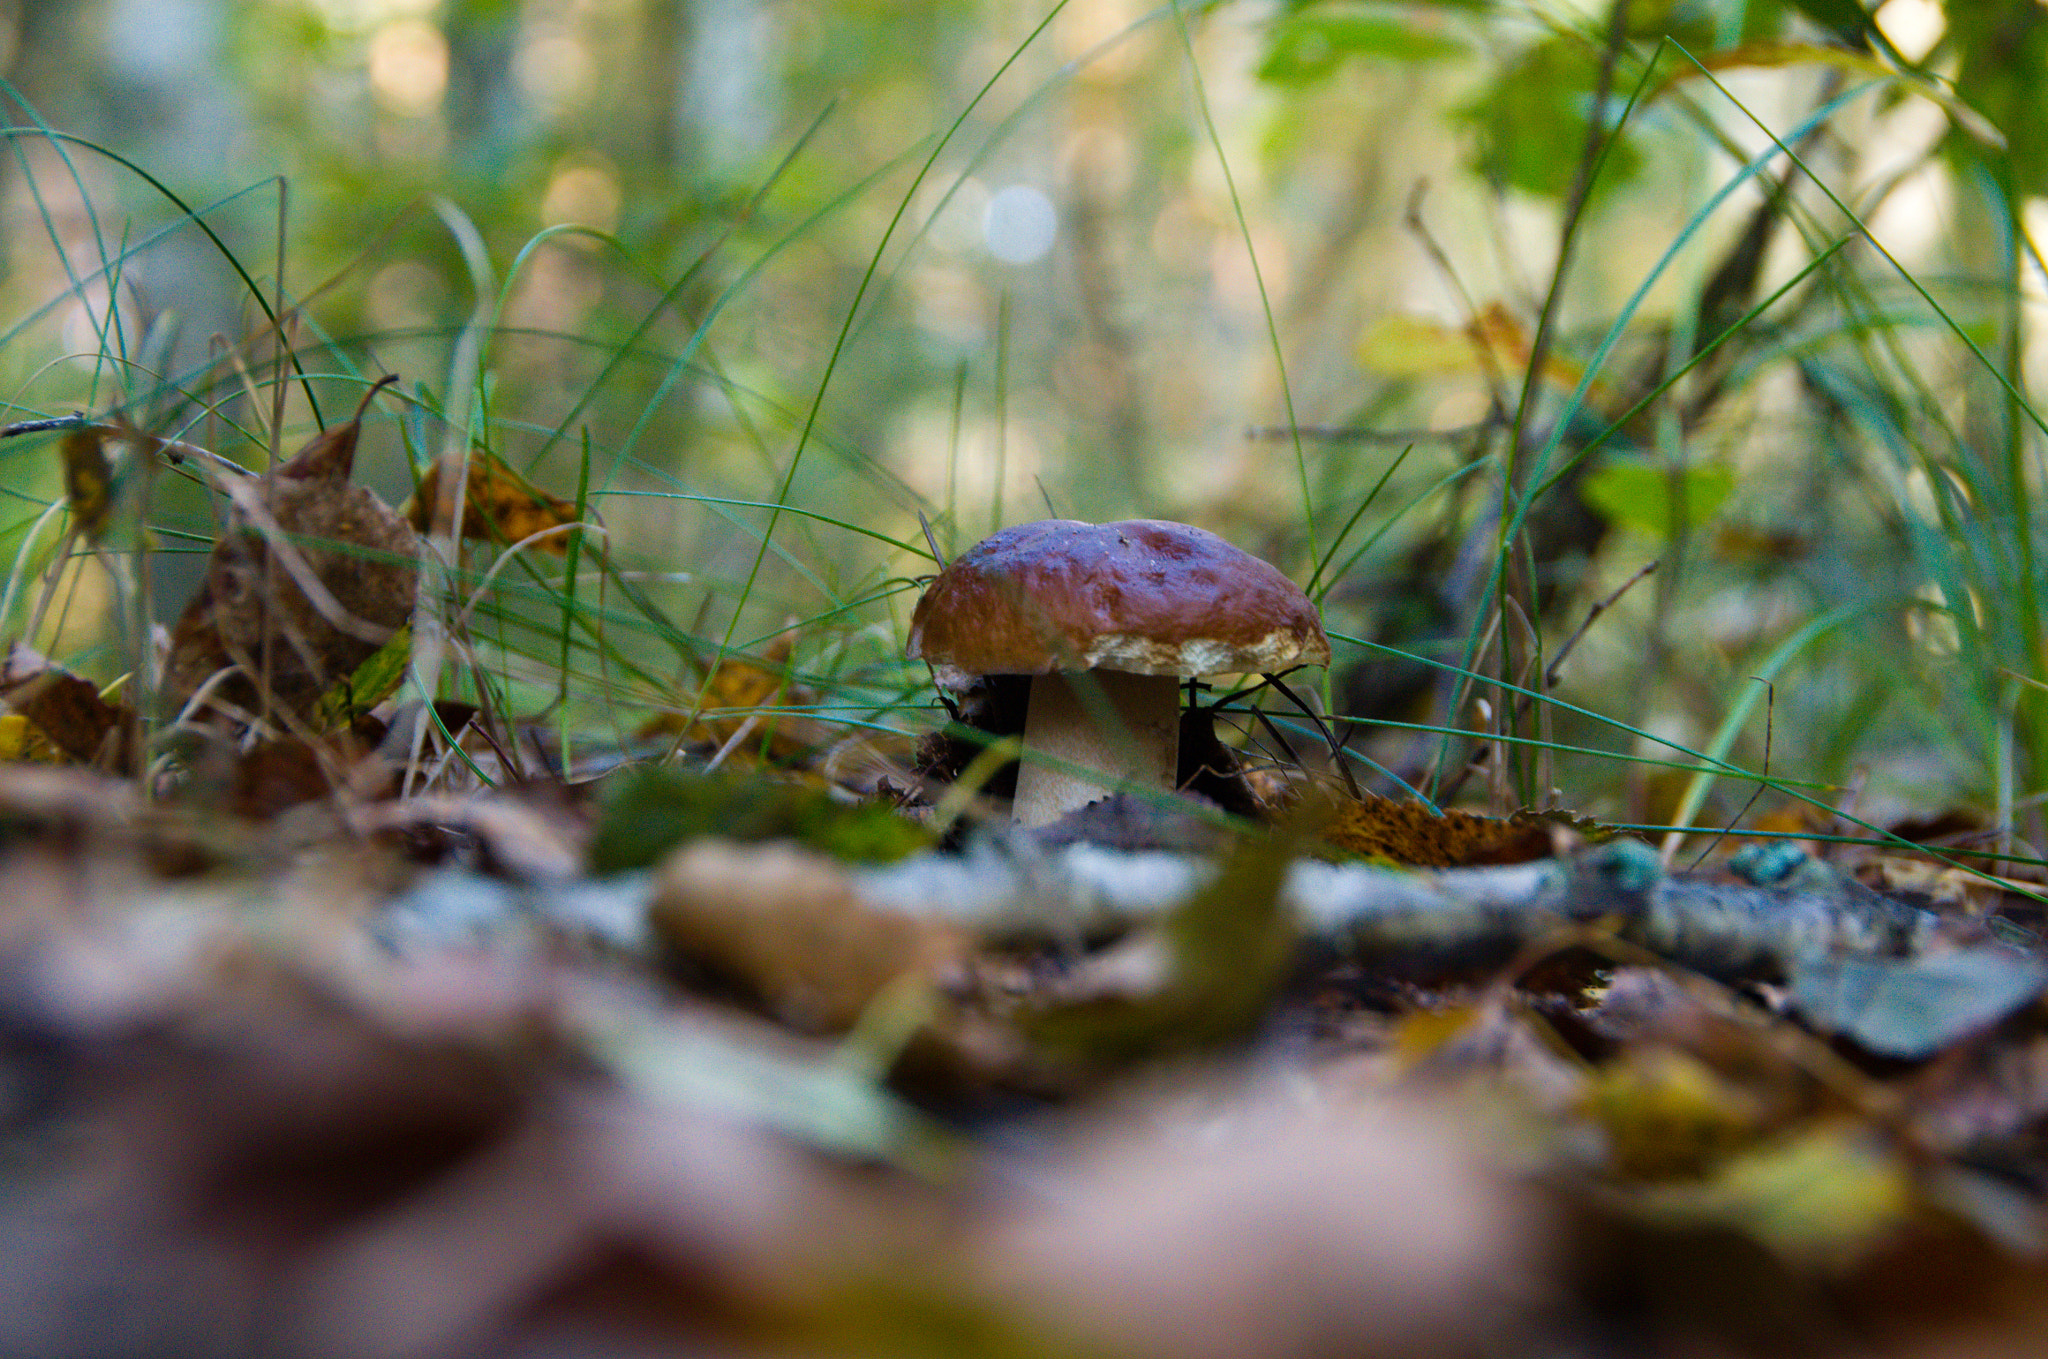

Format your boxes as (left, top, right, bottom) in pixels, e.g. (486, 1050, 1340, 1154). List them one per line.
(1012, 670, 1181, 828)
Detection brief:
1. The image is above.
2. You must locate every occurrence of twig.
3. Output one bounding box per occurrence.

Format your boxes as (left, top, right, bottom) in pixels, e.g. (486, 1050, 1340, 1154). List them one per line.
(1687, 679, 1775, 871)
(1436, 560, 1656, 805)
(1243, 419, 1500, 443)
(1506, 0, 1631, 463)
(2, 414, 253, 478)
(0, 414, 86, 437)
(1494, 0, 1632, 653)
(916, 511, 947, 570)
(832, 838, 1934, 981)
(1545, 558, 1656, 690)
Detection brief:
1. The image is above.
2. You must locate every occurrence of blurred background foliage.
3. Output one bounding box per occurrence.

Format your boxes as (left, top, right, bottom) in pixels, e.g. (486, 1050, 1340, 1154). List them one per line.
(3, 0, 2048, 840)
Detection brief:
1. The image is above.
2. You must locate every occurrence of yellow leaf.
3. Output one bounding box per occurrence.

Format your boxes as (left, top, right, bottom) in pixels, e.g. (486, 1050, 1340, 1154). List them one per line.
(1357, 302, 1606, 399)
(0, 713, 59, 763)
(407, 448, 583, 555)
(60, 427, 114, 540)
(1637, 1126, 1915, 1270)
(640, 635, 833, 765)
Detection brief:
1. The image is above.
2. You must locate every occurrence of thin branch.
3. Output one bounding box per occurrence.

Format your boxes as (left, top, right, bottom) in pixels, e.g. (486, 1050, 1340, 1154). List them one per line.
(1243, 418, 1501, 443)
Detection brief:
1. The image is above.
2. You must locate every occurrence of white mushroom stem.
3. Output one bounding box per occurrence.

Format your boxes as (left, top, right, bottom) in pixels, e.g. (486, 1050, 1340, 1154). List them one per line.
(1012, 669, 1181, 828)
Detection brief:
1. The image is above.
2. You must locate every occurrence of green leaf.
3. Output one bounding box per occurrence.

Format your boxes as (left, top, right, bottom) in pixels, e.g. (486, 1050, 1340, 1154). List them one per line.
(308, 624, 412, 731)
(1782, 0, 1874, 44)
(1259, 5, 1470, 85)
(1454, 36, 1644, 200)
(1946, 2, 2048, 195)
(1581, 459, 1735, 538)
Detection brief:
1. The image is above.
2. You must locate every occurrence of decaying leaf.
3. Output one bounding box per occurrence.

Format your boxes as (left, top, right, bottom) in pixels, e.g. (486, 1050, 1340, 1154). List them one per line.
(351, 788, 588, 884)
(223, 725, 394, 820)
(971, 1093, 1540, 1359)
(649, 837, 969, 1032)
(306, 624, 414, 732)
(1317, 794, 1557, 867)
(0, 713, 55, 763)
(1630, 1126, 1918, 1271)
(1582, 1046, 1779, 1181)
(162, 388, 418, 725)
(59, 425, 114, 540)
(406, 446, 582, 554)
(640, 635, 837, 766)
(0, 642, 136, 769)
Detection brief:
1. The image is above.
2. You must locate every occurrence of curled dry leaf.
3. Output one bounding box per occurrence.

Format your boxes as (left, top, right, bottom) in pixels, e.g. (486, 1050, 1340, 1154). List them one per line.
(649, 837, 969, 1032)
(163, 399, 418, 724)
(0, 641, 136, 770)
(406, 446, 582, 554)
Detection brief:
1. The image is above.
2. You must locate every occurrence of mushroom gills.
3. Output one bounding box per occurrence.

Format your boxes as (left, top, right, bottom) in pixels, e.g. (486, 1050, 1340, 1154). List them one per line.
(1012, 670, 1180, 828)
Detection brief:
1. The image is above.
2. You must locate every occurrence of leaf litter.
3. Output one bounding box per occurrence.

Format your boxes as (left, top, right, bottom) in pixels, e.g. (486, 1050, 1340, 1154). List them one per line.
(12, 411, 2048, 1358)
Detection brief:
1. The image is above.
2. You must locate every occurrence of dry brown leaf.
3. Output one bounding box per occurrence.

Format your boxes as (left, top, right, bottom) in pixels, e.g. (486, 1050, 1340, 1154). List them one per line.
(649, 837, 969, 1032)
(349, 790, 587, 883)
(1858, 855, 2012, 917)
(0, 641, 136, 769)
(162, 395, 418, 725)
(1318, 794, 1552, 867)
(226, 725, 394, 820)
(406, 446, 582, 554)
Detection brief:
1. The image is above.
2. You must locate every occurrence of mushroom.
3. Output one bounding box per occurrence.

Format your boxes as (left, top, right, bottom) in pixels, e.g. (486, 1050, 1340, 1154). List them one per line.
(907, 519, 1330, 826)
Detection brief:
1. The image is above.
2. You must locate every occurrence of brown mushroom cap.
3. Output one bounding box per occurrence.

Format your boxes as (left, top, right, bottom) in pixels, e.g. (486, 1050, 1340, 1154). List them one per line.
(907, 518, 1331, 691)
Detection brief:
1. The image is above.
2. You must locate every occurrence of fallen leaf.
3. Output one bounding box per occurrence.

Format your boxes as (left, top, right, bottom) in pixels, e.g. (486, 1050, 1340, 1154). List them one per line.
(972, 1093, 1540, 1359)
(1317, 794, 1554, 867)
(59, 426, 114, 540)
(306, 625, 415, 732)
(0, 641, 135, 769)
(649, 837, 969, 1032)
(1632, 1126, 1917, 1271)
(406, 446, 582, 554)
(1788, 949, 2048, 1060)
(639, 636, 836, 766)
(0, 713, 56, 762)
(224, 724, 394, 820)
(162, 393, 419, 725)
(1582, 1046, 1776, 1181)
